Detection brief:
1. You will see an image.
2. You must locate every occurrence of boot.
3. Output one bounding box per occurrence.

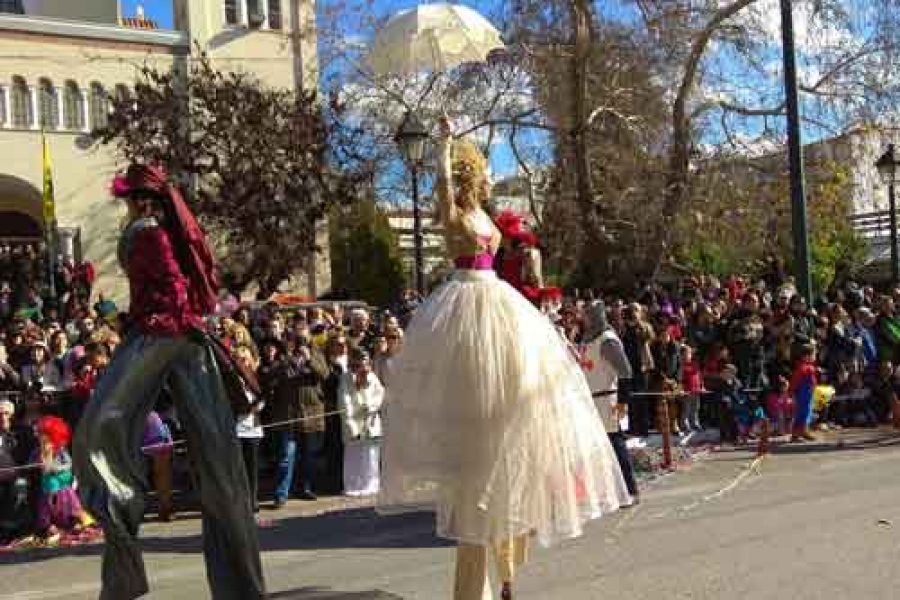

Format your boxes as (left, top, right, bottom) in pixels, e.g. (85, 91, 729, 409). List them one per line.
(500, 582, 513, 600)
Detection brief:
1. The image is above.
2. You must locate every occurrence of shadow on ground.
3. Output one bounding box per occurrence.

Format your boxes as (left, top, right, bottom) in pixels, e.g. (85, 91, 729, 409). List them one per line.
(0, 507, 450, 566)
(269, 587, 405, 599)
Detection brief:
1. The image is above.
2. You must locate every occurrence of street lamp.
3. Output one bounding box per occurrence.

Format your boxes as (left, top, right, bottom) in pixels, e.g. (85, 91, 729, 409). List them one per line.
(876, 144, 900, 284)
(395, 111, 429, 295)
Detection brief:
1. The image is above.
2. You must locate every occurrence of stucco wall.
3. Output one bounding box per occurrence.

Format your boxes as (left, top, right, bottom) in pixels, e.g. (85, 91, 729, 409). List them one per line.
(0, 1, 328, 306)
(175, 0, 318, 92)
(0, 34, 181, 302)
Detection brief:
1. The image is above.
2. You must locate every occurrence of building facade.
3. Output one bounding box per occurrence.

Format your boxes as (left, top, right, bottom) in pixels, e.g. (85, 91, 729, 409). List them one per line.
(0, 0, 324, 304)
(384, 208, 447, 287)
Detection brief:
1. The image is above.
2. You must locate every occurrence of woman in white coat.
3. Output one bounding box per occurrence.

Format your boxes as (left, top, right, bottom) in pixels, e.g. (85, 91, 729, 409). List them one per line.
(340, 349, 385, 497)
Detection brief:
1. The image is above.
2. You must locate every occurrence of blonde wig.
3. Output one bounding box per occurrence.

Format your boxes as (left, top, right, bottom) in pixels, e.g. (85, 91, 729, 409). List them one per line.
(451, 139, 490, 211)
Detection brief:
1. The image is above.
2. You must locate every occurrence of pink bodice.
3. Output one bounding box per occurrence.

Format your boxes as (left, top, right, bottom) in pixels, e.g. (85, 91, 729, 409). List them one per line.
(454, 235, 495, 270)
(455, 252, 495, 270)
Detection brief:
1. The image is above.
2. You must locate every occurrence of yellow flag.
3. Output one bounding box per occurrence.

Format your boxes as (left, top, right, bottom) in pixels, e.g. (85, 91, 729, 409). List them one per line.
(42, 131, 55, 225)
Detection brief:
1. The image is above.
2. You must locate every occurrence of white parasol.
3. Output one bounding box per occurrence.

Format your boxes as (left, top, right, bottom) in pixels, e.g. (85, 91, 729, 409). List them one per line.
(368, 3, 505, 76)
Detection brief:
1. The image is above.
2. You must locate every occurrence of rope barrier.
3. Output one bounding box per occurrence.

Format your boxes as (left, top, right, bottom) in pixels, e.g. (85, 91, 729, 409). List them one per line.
(0, 408, 352, 477)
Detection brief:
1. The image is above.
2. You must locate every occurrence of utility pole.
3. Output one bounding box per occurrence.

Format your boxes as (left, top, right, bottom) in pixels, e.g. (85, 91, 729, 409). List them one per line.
(780, 0, 812, 302)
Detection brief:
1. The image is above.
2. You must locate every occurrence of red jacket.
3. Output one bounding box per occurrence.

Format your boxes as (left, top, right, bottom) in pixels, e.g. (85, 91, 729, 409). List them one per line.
(125, 220, 205, 336)
(682, 360, 703, 393)
(789, 359, 818, 396)
(71, 368, 97, 403)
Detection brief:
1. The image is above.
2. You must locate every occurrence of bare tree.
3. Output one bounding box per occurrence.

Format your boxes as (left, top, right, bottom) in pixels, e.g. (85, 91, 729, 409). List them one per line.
(95, 54, 370, 296)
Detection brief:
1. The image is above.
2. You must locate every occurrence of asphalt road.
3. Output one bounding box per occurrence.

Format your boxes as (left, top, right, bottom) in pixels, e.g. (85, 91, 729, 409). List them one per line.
(4, 431, 900, 600)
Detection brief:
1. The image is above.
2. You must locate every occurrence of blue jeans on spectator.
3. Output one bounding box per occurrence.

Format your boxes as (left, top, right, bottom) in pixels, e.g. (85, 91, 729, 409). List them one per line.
(273, 430, 326, 501)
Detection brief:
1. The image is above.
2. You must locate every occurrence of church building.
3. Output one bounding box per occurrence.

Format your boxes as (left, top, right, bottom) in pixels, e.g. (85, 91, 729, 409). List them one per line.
(0, 0, 325, 303)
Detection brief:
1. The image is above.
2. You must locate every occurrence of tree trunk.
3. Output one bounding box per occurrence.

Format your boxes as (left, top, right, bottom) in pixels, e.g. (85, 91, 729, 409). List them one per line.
(650, 0, 759, 280)
(570, 0, 595, 224)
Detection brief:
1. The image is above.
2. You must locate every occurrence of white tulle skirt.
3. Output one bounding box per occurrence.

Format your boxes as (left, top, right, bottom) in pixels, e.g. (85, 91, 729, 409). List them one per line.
(377, 269, 630, 547)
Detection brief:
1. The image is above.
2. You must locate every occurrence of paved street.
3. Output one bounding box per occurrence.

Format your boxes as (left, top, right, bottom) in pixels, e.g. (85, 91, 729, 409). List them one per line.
(4, 431, 900, 599)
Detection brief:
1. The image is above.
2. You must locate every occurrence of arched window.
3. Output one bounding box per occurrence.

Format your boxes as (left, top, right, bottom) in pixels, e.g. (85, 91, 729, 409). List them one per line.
(225, 0, 241, 25)
(0, 1, 24, 15)
(268, 0, 282, 29)
(63, 81, 85, 131)
(89, 82, 109, 130)
(114, 84, 131, 103)
(38, 78, 59, 129)
(10, 76, 32, 128)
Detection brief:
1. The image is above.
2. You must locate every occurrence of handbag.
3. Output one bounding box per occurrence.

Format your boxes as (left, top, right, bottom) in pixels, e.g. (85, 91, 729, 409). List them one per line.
(205, 332, 261, 417)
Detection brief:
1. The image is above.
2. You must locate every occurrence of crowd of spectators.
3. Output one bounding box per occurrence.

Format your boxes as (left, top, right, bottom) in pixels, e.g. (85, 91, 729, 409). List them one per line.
(0, 282, 410, 545)
(557, 275, 900, 446)
(4, 264, 900, 547)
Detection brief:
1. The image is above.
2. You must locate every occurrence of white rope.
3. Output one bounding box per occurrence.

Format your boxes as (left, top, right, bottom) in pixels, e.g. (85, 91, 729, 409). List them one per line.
(0, 408, 350, 477)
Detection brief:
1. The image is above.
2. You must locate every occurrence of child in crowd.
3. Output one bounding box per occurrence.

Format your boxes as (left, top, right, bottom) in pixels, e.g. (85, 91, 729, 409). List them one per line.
(765, 374, 794, 436)
(790, 345, 818, 442)
(843, 371, 876, 427)
(869, 361, 898, 426)
(680, 345, 703, 432)
(33, 416, 94, 543)
(339, 349, 385, 497)
(142, 411, 175, 521)
(717, 364, 742, 444)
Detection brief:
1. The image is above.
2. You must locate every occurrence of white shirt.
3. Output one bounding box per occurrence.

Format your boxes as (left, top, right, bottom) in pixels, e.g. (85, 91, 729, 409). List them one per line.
(582, 330, 631, 433)
(339, 371, 385, 443)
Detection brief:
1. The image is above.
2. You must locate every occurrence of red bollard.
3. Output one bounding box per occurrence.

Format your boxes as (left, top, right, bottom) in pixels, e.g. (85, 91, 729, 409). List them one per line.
(757, 418, 770, 457)
(657, 396, 673, 469)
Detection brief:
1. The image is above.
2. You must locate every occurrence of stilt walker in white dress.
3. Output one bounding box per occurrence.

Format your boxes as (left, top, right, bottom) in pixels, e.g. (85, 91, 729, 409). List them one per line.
(377, 115, 631, 600)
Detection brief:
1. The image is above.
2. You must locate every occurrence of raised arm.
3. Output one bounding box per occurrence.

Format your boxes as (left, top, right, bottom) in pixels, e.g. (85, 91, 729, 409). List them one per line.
(435, 115, 456, 224)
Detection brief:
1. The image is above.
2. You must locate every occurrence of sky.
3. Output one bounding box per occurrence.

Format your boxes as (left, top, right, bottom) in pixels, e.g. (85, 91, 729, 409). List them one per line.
(121, 0, 173, 27)
(119, 1, 520, 176)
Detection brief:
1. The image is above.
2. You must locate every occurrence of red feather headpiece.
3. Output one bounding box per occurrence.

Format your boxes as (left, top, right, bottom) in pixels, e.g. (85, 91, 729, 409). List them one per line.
(494, 209, 525, 238)
(37, 416, 71, 451)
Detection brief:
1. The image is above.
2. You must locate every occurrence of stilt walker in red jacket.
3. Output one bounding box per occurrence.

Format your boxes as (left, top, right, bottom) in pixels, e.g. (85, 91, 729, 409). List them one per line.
(73, 164, 266, 600)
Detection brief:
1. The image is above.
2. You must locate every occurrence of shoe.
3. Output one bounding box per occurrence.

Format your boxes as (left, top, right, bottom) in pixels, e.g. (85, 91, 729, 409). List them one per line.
(272, 498, 287, 510)
(41, 526, 61, 546)
(500, 582, 513, 600)
(298, 489, 318, 501)
(158, 504, 175, 522)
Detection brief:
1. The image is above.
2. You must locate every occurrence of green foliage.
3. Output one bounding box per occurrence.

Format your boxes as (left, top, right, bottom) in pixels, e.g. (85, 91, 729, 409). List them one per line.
(677, 158, 865, 292)
(806, 162, 867, 293)
(330, 200, 405, 306)
(681, 240, 740, 278)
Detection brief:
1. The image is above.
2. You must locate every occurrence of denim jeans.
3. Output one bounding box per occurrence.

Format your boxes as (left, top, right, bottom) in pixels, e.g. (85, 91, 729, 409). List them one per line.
(272, 430, 297, 502)
(273, 430, 325, 501)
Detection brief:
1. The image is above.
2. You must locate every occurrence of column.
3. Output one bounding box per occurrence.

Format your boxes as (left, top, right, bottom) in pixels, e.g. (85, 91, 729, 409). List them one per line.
(1, 87, 9, 128)
(260, 0, 270, 28)
(29, 85, 38, 129)
(56, 86, 65, 130)
(81, 89, 90, 132)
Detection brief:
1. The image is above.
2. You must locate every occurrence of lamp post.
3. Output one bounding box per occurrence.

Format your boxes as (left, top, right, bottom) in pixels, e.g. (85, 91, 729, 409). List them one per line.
(876, 144, 900, 284)
(395, 111, 429, 295)
(780, 0, 812, 303)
